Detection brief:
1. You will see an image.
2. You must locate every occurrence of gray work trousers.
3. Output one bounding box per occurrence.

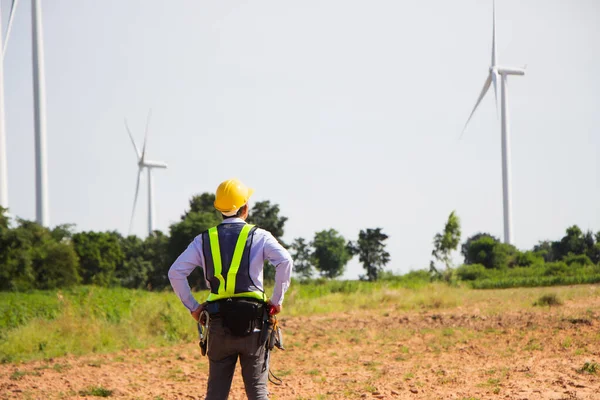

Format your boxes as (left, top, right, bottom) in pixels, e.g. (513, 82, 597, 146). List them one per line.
(206, 317, 269, 400)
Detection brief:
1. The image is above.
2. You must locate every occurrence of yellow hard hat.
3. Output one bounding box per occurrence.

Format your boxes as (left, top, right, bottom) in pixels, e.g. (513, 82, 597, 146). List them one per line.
(214, 178, 254, 214)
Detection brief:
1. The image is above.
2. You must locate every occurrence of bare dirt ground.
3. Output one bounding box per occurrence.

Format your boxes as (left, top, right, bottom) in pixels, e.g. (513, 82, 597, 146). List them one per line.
(1, 297, 599, 400)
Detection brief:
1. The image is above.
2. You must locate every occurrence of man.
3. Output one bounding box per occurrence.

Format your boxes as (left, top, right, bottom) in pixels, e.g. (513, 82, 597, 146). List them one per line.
(168, 178, 292, 400)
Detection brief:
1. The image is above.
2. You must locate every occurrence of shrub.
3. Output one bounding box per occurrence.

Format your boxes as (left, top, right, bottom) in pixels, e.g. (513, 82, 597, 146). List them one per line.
(455, 264, 487, 281)
(33, 242, 81, 290)
(460, 233, 517, 269)
(381, 269, 432, 288)
(564, 253, 593, 267)
(513, 251, 541, 267)
(578, 362, 599, 375)
(543, 262, 570, 276)
(533, 293, 562, 307)
(78, 386, 113, 397)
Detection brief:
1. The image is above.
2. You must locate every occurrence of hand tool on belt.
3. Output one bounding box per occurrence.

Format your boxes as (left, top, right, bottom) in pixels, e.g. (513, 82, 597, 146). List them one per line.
(197, 303, 210, 356)
(260, 305, 285, 385)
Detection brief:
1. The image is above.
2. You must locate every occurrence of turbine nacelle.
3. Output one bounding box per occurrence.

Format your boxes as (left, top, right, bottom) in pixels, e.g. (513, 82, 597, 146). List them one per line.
(141, 160, 168, 169)
(496, 66, 526, 76)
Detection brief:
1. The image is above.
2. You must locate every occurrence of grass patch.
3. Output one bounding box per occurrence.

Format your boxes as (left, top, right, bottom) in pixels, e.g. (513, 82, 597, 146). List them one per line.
(0, 287, 195, 363)
(471, 273, 600, 290)
(78, 386, 113, 397)
(524, 339, 543, 351)
(54, 363, 71, 372)
(577, 361, 599, 374)
(9, 369, 41, 380)
(276, 369, 293, 377)
(533, 294, 562, 307)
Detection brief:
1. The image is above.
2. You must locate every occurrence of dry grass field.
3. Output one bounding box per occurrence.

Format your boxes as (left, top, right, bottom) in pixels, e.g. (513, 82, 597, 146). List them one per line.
(1, 284, 599, 399)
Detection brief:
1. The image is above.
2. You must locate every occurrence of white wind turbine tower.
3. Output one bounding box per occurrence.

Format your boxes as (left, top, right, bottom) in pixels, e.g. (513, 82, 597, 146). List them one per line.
(0, 0, 49, 225)
(125, 111, 167, 236)
(462, 0, 525, 245)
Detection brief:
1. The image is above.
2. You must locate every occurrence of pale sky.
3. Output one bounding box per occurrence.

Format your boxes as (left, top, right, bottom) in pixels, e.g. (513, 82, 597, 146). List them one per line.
(3, 0, 599, 279)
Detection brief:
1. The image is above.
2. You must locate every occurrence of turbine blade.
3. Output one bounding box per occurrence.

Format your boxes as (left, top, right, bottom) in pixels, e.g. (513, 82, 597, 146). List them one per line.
(492, 71, 499, 118)
(124, 119, 141, 159)
(141, 109, 152, 162)
(128, 168, 143, 234)
(491, 0, 497, 66)
(461, 73, 492, 138)
(3, 0, 20, 58)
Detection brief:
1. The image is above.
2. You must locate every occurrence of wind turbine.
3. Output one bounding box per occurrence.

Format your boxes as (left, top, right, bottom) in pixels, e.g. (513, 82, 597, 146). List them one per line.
(0, 0, 49, 225)
(0, 0, 20, 211)
(462, 0, 525, 245)
(125, 111, 167, 236)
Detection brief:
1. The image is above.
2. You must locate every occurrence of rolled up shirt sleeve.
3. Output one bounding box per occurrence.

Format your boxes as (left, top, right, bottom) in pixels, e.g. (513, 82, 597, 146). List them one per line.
(263, 232, 293, 306)
(168, 236, 204, 312)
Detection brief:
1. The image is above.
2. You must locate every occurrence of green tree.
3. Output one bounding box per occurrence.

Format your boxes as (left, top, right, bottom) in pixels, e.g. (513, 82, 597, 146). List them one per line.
(0, 218, 37, 291)
(430, 211, 461, 272)
(0, 219, 35, 291)
(0, 216, 80, 291)
(461, 233, 499, 267)
(33, 241, 81, 290)
(0, 206, 9, 230)
(461, 233, 518, 269)
(351, 228, 390, 281)
(248, 201, 287, 242)
(531, 226, 597, 265)
(0, 208, 22, 290)
(533, 240, 557, 262)
(116, 235, 151, 289)
(184, 193, 221, 219)
(247, 200, 289, 281)
(144, 231, 171, 290)
(50, 223, 76, 242)
(290, 237, 314, 281)
(556, 225, 587, 258)
(513, 250, 542, 267)
(590, 232, 600, 265)
(491, 242, 519, 269)
(168, 212, 220, 261)
(311, 229, 352, 279)
(72, 231, 124, 286)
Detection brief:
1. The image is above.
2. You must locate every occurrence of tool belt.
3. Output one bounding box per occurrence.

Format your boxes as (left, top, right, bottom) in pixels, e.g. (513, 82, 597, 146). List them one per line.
(207, 298, 265, 337)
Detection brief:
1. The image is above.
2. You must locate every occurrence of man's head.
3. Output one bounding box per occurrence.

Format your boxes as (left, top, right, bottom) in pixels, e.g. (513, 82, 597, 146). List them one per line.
(214, 178, 253, 220)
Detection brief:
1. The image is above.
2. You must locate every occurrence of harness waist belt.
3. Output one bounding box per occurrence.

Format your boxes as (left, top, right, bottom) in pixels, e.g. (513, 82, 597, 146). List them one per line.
(205, 298, 265, 316)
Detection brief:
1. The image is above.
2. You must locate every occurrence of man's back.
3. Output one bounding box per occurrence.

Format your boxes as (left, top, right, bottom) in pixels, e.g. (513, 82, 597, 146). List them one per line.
(168, 178, 292, 400)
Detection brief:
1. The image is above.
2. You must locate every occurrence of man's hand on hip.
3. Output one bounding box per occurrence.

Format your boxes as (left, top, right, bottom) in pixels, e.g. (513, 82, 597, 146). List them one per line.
(191, 304, 204, 322)
(267, 301, 281, 315)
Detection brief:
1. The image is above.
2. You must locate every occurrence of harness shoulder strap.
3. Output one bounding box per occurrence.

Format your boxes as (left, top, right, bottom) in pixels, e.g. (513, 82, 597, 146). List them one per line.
(208, 227, 225, 296)
(226, 224, 254, 296)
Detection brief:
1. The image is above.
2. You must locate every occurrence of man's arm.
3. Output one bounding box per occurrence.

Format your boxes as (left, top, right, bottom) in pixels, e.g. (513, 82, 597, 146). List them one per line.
(263, 232, 293, 308)
(168, 236, 204, 313)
